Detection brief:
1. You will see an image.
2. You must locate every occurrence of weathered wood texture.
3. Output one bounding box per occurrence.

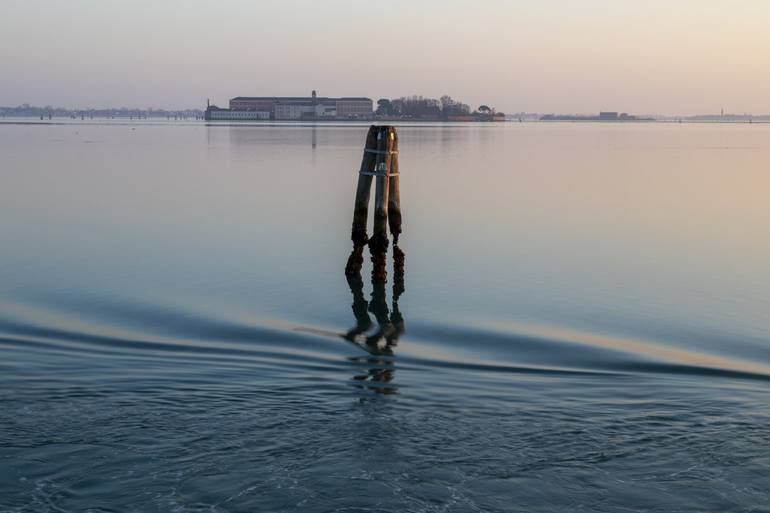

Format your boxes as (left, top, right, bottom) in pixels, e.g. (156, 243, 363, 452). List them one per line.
(369, 126, 395, 282)
(345, 125, 378, 277)
(351, 125, 378, 246)
(345, 125, 402, 283)
(387, 129, 402, 245)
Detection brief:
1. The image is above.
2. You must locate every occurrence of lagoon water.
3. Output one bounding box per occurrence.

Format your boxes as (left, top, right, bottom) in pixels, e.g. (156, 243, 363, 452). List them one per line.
(1, 120, 770, 512)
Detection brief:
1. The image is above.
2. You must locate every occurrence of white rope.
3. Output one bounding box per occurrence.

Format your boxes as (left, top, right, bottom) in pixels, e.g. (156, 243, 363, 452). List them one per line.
(364, 149, 399, 155)
(359, 171, 399, 177)
(359, 161, 398, 177)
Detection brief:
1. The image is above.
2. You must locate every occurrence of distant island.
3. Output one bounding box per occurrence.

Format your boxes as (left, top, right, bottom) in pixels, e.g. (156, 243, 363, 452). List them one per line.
(0, 104, 203, 120)
(675, 113, 770, 122)
(4, 102, 770, 124)
(540, 111, 654, 122)
(538, 111, 770, 123)
(205, 91, 506, 122)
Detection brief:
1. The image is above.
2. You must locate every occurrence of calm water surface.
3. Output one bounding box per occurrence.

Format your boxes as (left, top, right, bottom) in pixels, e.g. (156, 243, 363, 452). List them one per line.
(1, 120, 770, 512)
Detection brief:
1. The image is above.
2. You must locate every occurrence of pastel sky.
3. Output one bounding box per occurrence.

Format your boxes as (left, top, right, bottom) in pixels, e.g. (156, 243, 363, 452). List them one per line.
(2, 0, 769, 115)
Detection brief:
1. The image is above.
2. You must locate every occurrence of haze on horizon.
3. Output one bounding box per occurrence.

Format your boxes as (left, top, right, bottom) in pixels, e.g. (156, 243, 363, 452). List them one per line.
(2, 0, 769, 116)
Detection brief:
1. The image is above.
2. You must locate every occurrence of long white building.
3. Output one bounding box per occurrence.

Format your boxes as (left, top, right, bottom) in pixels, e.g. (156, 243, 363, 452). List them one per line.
(205, 91, 373, 121)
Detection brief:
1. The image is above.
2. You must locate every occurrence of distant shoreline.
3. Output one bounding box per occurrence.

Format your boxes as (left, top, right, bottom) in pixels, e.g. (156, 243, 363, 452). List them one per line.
(3, 117, 770, 128)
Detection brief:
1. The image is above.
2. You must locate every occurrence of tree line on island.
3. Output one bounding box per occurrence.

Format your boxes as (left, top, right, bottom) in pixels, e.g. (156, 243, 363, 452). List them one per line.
(375, 95, 505, 121)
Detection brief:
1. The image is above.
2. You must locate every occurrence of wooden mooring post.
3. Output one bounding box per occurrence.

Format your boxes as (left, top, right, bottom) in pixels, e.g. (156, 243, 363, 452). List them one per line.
(345, 125, 403, 283)
(387, 130, 405, 285)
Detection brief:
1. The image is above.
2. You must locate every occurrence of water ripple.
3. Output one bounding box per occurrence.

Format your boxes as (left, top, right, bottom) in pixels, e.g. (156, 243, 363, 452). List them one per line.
(3, 298, 770, 390)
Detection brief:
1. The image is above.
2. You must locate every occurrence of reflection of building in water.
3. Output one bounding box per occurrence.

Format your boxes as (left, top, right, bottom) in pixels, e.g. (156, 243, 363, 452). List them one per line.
(344, 273, 405, 395)
(205, 90, 373, 121)
(225, 124, 312, 148)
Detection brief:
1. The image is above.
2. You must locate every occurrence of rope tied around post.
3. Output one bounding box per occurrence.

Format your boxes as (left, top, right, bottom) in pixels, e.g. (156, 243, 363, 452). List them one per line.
(364, 149, 399, 155)
(359, 162, 399, 177)
(345, 125, 404, 283)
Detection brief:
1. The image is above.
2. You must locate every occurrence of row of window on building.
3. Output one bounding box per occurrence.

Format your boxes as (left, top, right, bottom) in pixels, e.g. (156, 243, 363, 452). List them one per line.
(228, 96, 373, 120)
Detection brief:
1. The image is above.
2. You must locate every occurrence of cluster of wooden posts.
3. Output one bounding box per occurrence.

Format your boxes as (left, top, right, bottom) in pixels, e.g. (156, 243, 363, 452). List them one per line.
(345, 125, 404, 284)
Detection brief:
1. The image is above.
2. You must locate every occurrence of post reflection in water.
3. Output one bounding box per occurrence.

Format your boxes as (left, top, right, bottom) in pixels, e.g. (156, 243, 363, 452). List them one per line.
(344, 263, 405, 395)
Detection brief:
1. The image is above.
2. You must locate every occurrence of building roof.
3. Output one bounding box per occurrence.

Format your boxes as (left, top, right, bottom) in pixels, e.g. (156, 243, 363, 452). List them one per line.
(231, 96, 371, 102)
